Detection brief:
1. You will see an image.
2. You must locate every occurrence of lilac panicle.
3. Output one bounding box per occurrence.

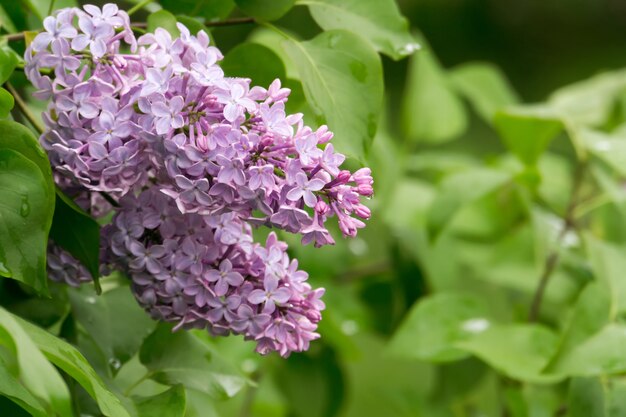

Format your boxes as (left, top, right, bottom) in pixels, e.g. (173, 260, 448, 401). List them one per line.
(28, 4, 373, 357)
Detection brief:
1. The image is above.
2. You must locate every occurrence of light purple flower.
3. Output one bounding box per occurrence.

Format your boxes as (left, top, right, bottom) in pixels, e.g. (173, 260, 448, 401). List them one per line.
(287, 172, 325, 207)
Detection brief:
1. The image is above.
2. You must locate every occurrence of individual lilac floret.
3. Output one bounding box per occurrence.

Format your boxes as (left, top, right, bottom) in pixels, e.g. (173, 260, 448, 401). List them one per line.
(103, 189, 324, 357)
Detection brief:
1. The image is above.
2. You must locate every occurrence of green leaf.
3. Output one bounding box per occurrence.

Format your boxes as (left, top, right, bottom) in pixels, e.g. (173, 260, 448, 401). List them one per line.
(427, 168, 511, 240)
(140, 324, 247, 399)
(0, 120, 55, 191)
(456, 324, 560, 383)
(568, 378, 606, 417)
(134, 385, 186, 417)
(235, 0, 294, 20)
(299, 0, 418, 60)
(550, 323, 626, 377)
(49, 189, 100, 281)
(69, 285, 156, 369)
(568, 377, 626, 417)
(175, 16, 207, 35)
(165, 0, 234, 21)
(0, 358, 47, 417)
(448, 62, 519, 123)
(494, 106, 564, 166)
(221, 43, 286, 87)
(586, 236, 626, 319)
(548, 69, 626, 127)
(147, 10, 180, 37)
(281, 29, 383, 161)
(0, 307, 72, 416)
(388, 293, 492, 362)
(0, 87, 14, 118)
(401, 42, 467, 144)
(0, 150, 53, 294)
(582, 129, 626, 177)
(0, 47, 18, 84)
(16, 316, 132, 417)
(0, 4, 17, 33)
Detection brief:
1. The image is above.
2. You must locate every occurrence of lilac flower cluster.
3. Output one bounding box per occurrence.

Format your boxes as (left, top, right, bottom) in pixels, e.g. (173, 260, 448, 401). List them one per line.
(27, 4, 373, 356)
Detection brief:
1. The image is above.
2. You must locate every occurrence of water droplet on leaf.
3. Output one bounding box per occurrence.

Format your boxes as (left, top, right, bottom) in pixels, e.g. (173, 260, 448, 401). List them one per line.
(85, 296, 97, 304)
(108, 358, 121, 371)
(20, 196, 30, 218)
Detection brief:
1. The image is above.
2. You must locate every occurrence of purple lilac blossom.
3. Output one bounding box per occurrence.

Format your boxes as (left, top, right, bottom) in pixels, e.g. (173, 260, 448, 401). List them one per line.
(27, 4, 374, 357)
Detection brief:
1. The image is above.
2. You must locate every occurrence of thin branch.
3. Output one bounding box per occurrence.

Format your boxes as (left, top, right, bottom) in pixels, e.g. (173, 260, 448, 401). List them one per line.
(4, 17, 256, 42)
(127, 0, 153, 16)
(528, 162, 587, 322)
(5, 82, 45, 134)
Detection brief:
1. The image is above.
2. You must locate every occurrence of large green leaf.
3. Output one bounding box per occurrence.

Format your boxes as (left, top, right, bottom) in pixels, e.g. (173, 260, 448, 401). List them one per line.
(140, 324, 247, 399)
(0, 47, 18, 84)
(0, 87, 14, 118)
(221, 43, 286, 88)
(456, 324, 560, 383)
(0, 307, 72, 416)
(0, 121, 53, 180)
(427, 168, 511, 240)
(0, 358, 47, 417)
(235, 0, 294, 20)
(134, 385, 186, 417)
(494, 106, 564, 166)
(586, 236, 626, 318)
(582, 129, 626, 177)
(401, 42, 467, 144)
(49, 189, 100, 281)
(388, 293, 492, 362)
(16, 317, 132, 417)
(299, 0, 418, 60)
(568, 377, 626, 417)
(69, 285, 156, 369)
(0, 149, 53, 294)
(449, 62, 519, 123)
(281, 29, 383, 161)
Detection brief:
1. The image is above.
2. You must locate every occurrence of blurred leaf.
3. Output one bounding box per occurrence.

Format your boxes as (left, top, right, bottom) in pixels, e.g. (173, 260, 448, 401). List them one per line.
(221, 42, 286, 87)
(0, 120, 54, 181)
(549, 69, 626, 127)
(160, 0, 234, 21)
(449, 62, 519, 123)
(0, 47, 18, 84)
(140, 324, 247, 399)
(0, 307, 72, 416)
(0, 357, 47, 417)
(388, 293, 492, 362)
(17, 317, 132, 417)
(300, 0, 418, 60)
(50, 189, 100, 282)
(18, 0, 76, 20)
(69, 285, 156, 370)
(0, 149, 53, 294)
(0, 4, 17, 32)
(494, 106, 564, 166)
(456, 324, 560, 383)
(235, 0, 294, 20)
(0, 87, 14, 118)
(249, 28, 299, 79)
(401, 42, 467, 144)
(147, 10, 180, 37)
(134, 385, 186, 417)
(282, 29, 383, 161)
(274, 346, 345, 417)
(586, 236, 626, 318)
(582, 129, 626, 177)
(568, 377, 626, 417)
(427, 167, 511, 240)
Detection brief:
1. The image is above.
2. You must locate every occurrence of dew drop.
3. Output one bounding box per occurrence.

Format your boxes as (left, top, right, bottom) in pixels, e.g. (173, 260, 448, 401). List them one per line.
(20, 196, 30, 218)
(85, 296, 97, 304)
(108, 358, 122, 371)
(396, 42, 421, 56)
(328, 33, 341, 48)
(461, 318, 490, 333)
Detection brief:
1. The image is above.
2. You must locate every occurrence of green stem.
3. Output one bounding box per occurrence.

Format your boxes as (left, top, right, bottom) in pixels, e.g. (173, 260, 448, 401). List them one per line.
(5, 82, 45, 134)
(123, 372, 153, 396)
(127, 0, 154, 16)
(47, 0, 57, 17)
(527, 161, 587, 322)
